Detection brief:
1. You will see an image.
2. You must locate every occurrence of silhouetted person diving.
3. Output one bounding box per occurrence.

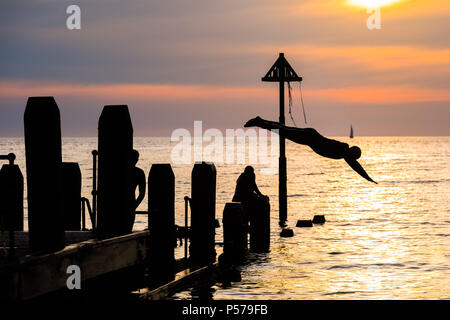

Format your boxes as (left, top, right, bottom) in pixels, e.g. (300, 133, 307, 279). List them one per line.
(244, 117, 377, 184)
(128, 150, 146, 231)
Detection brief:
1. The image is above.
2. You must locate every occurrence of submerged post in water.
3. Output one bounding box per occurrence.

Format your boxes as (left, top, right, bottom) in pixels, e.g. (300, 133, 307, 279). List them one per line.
(223, 202, 248, 262)
(249, 197, 271, 253)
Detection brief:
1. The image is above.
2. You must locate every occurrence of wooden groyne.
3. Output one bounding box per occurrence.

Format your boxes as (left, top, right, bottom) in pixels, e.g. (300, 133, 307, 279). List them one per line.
(142, 263, 219, 300)
(0, 231, 147, 300)
(0, 228, 218, 300)
(0, 96, 272, 301)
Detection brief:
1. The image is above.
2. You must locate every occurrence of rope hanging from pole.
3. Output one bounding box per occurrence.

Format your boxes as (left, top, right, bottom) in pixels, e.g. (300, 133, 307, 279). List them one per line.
(287, 82, 297, 127)
(299, 82, 308, 125)
(288, 81, 308, 126)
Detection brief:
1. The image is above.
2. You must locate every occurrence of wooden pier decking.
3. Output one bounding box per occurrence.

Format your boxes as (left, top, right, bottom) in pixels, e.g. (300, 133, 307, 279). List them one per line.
(0, 230, 149, 300)
(142, 263, 219, 300)
(0, 230, 227, 301)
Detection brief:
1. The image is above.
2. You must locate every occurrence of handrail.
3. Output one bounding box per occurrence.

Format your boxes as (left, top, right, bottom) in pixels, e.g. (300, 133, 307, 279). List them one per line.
(0, 153, 15, 165)
(91, 150, 98, 229)
(81, 197, 95, 231)
(183, 196, 191, 259)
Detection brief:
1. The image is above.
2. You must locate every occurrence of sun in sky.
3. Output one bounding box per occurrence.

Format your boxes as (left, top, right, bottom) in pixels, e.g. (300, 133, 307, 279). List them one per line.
(347, 0, 402, 8)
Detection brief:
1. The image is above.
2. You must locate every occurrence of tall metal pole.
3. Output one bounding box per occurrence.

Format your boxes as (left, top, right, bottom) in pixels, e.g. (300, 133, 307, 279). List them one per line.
(279, 79, 287, 226)
(262, 52, 301, 227)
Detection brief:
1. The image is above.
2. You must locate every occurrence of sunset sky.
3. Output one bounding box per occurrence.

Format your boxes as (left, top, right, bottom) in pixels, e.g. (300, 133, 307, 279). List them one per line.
(1, 0, 449, 136)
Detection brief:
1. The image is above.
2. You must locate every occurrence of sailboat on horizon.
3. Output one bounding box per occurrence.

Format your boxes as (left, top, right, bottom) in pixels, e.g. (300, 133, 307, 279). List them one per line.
(350, 125, 354, 139)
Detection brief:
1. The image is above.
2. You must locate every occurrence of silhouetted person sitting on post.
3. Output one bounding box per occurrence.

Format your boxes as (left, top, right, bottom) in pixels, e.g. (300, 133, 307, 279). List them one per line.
(244, 116, 377, 184)
(232, 166, 266, 203)
(129, 150, 146, 230)
(233, 166, 268, 230)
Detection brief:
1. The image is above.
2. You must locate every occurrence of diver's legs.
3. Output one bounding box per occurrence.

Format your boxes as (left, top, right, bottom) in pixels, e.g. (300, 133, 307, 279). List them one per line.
(246, 117, 289, 131)
(246, 117, 311, 145)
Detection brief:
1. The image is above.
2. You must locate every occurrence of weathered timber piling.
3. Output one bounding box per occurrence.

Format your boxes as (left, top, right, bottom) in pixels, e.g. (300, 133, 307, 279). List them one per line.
(97, 105, 134, 239)
(223, 202, 247, 262)
(24, 97, 65, 253)
(61, 162, 82, 230)
(190, 162, 217, 266)
(0, 155, 24, 231)
(249, 197, 271, 253)
(148, 164, 176, 285)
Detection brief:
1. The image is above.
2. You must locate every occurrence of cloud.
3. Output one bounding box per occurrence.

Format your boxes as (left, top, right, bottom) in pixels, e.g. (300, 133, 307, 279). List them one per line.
(1, 0, 449, 87)
(0, 0, 449, 136)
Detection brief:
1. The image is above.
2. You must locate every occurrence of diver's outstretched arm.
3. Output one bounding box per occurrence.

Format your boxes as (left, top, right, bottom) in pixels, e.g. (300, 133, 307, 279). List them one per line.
(345, 158, 377, 184)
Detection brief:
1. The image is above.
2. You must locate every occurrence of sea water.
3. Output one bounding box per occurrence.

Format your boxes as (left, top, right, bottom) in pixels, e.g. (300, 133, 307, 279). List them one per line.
(1, 136, 449, 299)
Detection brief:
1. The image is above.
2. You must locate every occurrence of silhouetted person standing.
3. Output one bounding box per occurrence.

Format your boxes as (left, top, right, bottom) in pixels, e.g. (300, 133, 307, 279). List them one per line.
(130, 150, 146, 230)
(245, 117, 377, 184)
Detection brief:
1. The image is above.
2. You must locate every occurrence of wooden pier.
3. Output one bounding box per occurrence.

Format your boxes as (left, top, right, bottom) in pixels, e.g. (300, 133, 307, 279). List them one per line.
(0, 97, 272, 301)
(142, 263, 219, 300)
(0, 231, 147, 300)
(0, 230, 219, 300)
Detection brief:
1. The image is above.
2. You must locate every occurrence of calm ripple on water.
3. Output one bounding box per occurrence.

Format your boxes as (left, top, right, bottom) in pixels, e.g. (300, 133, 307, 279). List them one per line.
(1, 136, 449, 299)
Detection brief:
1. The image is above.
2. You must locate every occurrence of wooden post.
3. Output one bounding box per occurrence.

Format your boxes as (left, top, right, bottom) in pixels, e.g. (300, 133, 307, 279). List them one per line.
(190, 162, 216, 266)
(249, 197, 271, 253)
(61, 162, 81, 230)
(148, 164, 176, 286)
(24, 97, 65, 253)
(0, 162, 24, 231)
(223, 202, 247, 262)
(97, 105, 134, 239)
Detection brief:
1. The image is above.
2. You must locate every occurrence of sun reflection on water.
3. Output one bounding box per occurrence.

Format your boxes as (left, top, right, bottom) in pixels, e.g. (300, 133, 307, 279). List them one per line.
(1, 136, 448, 299)
(348, 0, 402, 8)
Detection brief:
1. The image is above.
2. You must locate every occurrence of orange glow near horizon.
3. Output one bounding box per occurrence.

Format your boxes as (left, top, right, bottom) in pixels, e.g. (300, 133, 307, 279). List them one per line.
(1, 80, 449, 106)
